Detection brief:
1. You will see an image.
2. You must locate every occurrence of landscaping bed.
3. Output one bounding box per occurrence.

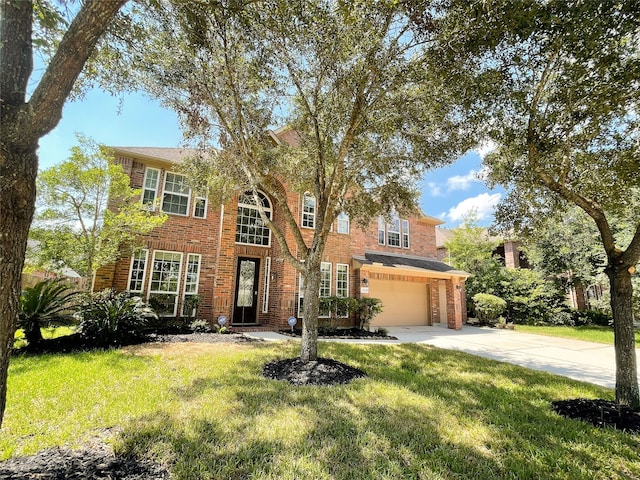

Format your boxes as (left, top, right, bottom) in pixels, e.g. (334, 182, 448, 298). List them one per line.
(279, 327, 397, 340)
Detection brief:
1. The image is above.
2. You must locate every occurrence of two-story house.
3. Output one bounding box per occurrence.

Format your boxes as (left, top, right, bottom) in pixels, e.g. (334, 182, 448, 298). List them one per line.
(94, 143, 470, 330)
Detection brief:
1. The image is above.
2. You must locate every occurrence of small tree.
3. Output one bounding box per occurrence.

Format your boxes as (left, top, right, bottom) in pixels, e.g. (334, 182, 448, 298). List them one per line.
(357, 298, 384, 331)
(30, 135, 167, 284)
(19, 279, 79, 346)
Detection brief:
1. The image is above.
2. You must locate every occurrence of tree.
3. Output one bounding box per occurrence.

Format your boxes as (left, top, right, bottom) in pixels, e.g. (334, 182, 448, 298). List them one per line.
(134, 0, 474, 362)
(444, 214, 505, 313)
(427, 1, 640, 405)
(30, 135, 167, 284)
(0, 0, 128, 427)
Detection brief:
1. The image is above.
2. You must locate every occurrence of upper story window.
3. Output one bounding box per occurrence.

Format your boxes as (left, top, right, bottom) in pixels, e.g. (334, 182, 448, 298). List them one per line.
(337, 212, 350, 234)
(142, 167, 160, 206)
(193, 196, 207, 219)
(236, 191, 272, 246)
(302, 193, 315, 229)
(378, 214, 410, 249)
(162, 172, 190, 215)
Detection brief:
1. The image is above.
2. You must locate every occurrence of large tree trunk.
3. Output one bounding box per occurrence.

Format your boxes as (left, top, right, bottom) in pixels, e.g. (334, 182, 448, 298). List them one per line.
(300, 259, 322, 362)
(0, 146, 39, 427)
(0, 0, 128, 429)
(607, 264, 640, 408)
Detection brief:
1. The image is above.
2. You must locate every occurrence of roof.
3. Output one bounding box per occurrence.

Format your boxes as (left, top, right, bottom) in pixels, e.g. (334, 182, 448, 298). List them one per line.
(435, 228, 455, 247)
(353, 251, 469, 278)
(111, 147, 202, 164)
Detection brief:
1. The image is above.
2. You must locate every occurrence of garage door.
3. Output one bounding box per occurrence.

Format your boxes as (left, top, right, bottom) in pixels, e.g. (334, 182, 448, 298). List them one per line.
(368, 279, 431, 326)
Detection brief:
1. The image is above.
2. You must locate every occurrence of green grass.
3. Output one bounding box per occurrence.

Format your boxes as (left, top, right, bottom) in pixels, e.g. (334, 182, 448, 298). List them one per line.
(515, 324, 640, 346)
(13, 326, 77, 349)
(4, 341, 640, 479)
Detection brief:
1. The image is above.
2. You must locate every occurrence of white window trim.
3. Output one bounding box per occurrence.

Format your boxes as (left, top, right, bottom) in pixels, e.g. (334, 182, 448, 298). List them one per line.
(183, 253, 202, 296)
(193, 196, 207, 219)
(142, 167, 160, 208)
(127, 249, 148, 293)
(337, 212, 350, 235)
(147, 250, 184, 317)
(336, 263, 349, 298)
(302, 193, 316, 229)
(262, 257, 271, 313)
(387, 217, 401, 248)
(235, 191, 272, 247)
(161, 171, 191, 216)
(378, 217, 386, 245)
(402, 219, 410, 249)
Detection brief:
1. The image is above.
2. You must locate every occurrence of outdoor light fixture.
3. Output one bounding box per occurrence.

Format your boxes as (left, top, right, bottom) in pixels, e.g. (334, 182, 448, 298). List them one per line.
(361, 278, 369, 287)
(270, 272, 277, 281)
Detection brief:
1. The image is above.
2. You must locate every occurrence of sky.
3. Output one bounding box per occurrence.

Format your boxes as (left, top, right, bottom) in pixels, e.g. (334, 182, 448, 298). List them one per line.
(37, 87, 504, 228)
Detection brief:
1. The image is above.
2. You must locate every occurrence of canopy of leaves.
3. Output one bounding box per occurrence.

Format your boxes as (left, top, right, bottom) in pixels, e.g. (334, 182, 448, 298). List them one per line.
(427, 0, 640, 264)
(132, 0, 476, 240)
(29, 135, 166, 278)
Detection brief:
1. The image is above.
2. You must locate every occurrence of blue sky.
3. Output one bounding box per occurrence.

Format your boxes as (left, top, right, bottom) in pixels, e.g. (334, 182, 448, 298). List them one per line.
(38, 87, 503, 228)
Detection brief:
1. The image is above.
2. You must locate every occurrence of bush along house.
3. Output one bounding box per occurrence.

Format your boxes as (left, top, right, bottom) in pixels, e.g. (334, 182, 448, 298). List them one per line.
(94, 144, 470, 331)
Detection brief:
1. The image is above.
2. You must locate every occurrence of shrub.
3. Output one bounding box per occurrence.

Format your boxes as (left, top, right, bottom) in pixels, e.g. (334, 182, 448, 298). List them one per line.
(472, 293, 506, 322)
(571, 309, 613, 327)
(77, 290, 156, 347)
(496, 269, 568, 325)
(319, 296, 359, 330)
(182, 295, 202, 322)
(190, 319, 212, 333)
(19, 279, 79, 346)
(356, 297, 383, 330)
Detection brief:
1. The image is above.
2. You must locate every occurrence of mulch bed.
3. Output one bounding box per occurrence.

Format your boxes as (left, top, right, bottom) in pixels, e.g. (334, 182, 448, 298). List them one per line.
(0, 439, 169, 479)
(552, 398, 640, 434)
(279, 327, 397, 340)
(263, 357, 367, 385)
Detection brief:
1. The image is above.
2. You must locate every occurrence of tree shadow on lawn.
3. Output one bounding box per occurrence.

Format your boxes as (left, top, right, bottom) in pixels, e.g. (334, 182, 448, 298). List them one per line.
(117, 342, 640, 479)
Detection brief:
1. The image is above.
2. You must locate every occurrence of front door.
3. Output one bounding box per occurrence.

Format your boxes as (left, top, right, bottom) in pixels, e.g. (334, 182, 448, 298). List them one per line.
(233, 257, 260, 325)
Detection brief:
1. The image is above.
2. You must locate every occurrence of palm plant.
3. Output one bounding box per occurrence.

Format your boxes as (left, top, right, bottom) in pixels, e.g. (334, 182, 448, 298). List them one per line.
(19, 279, 79, 345)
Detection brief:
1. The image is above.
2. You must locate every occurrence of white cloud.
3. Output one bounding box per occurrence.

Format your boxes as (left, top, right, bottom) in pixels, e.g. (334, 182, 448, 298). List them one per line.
(446, 170, 481, 192)
(426, 182, 443, 197)
(445, 193, 502, 223)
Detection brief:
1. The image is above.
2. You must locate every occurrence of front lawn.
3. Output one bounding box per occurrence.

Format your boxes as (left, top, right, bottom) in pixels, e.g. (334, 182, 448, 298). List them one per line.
(515, 324, 640, 346)
(3, 341, 640, 479)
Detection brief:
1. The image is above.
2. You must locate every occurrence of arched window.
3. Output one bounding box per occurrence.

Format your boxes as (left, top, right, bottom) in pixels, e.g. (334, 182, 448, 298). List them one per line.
(235, 191, 272, 246)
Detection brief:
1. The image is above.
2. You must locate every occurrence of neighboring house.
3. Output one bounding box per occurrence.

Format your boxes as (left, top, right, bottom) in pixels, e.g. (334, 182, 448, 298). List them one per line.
(22, 240, 88, 290)
(94, 142, 470, 330)
(435, 228, 529, 269)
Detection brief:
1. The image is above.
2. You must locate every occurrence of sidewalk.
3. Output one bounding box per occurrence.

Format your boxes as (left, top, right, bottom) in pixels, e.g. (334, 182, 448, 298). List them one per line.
(247, 325, 637, 389)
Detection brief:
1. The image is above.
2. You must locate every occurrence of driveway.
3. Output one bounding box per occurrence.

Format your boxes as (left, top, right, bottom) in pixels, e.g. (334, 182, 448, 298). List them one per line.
(249, 325, 638, 389)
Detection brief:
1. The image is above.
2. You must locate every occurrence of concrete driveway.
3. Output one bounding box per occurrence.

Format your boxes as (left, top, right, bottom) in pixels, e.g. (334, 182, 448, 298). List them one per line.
(249, 325, 638, 389)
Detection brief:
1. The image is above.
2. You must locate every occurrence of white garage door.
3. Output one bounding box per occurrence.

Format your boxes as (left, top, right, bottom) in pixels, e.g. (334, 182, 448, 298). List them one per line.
(368, 279, 431, 326)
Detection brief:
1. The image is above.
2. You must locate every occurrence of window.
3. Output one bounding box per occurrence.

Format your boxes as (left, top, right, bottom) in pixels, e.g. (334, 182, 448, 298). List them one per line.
(148, 251, 183, 316)
(142, 168, 160, 206)
(302, 193, 315, 229)
(402, 219, 410, 249)
(193, 197, 207, 218)
(128, 249, 148, 293)
(336, 264, 349, 298)
(182, 254, 201, 316)
(262, 257, 271, 313)
(378, 215, 410, 248)
(337, 212, 350, 234)
(162, 172, 190, 215)
(336, 264, 350, 318)
(387, 217, 401, 247)
(235, 191, 272, 246)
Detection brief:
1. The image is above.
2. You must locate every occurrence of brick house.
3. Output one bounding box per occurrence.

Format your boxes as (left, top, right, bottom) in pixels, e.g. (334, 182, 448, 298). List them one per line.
(94, 145, 470, 330)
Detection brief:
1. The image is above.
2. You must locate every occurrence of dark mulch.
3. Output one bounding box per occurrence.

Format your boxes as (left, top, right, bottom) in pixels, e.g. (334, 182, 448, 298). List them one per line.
(150, 332, 262, 344)
(552, 398, 640, 434)
(279, 327, 397, 340)
(263, 357, 367, 385)
(0, 441, 169, 480)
